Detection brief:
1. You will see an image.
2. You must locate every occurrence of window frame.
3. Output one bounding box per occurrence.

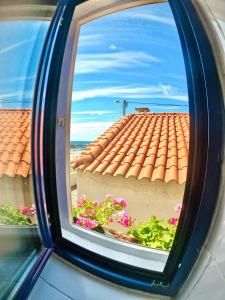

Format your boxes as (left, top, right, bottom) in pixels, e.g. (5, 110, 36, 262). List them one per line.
(55, 0, 174, 274)
(0, 1, 59, 299)
(32, 0, 224, 297)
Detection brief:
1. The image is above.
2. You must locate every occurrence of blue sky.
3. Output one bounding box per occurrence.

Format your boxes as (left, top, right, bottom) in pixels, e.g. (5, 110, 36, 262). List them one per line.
(71, 3, 188, 141)
(0, 20, 49, 107)
(0, 3, 188, 141)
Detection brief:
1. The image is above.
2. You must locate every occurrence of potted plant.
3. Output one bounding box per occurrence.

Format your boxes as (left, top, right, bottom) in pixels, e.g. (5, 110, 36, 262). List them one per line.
(72, 194, 135, 234)
(72, 196, 182, 251)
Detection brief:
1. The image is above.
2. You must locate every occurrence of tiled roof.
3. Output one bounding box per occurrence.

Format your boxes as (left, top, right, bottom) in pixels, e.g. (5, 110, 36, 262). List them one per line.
(71, 113, 189, 184)
(0, 109, 31, 177)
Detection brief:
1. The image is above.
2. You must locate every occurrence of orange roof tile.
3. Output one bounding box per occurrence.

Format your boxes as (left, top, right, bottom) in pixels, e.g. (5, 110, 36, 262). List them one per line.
(0, 109, 31, 178)
(71, 113, 190, 184)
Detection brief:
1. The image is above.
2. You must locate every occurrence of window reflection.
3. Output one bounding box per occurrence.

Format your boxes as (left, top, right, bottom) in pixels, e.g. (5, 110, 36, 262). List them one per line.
(0, 5, 55, 297)
(70, 2, 189, 252)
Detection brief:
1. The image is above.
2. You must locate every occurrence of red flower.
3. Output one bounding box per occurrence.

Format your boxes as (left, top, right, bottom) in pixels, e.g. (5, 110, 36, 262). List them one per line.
(21, 207, 29, 216)
(170, 217, 178, 225)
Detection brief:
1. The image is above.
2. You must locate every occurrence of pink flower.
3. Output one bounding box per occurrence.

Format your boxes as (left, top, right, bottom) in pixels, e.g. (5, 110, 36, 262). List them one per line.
(93, 200, 101, 207)
(113, 197, 127, 208)
(105, 194, 113, 198)
(77, 195, 87, 208)
(174, 203, 182, 212)
(115, 211, 132, 227)
(75, 217, 82, 225)
(76, 217, 98, 229)
(170, 217, 178, 225)
(29, 204, 36, 216)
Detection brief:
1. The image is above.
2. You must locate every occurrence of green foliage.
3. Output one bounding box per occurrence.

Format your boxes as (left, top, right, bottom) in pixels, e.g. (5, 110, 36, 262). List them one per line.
(72, 197, 115, 227)
(72, 195, 132, 230)
(0, 204, 32, 225)
(129, 216, 177, 251)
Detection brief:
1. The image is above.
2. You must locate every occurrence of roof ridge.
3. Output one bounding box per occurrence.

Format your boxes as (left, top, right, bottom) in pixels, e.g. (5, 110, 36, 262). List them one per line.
(0, 108, 32, 111)
(124, 112, 189, 116)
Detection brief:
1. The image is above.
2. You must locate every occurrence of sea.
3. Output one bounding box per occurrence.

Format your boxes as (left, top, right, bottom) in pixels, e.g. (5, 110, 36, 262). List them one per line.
(70, 141, 91, 169)
(70, 141, 91, 152)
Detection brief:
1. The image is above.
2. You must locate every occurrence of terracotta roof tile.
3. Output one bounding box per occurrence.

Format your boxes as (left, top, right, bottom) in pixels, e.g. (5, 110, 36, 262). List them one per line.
(0, 162, 6, 176)
(16, 161, 30, 177)
(0, 109, 31, 177)
(71, 113, 190, 184)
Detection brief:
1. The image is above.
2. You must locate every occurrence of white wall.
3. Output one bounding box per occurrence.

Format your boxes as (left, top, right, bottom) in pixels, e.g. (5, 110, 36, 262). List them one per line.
(0, 176, 34, 207)
(29, 1, 225, 299)
(70, 172, 77, 187)
(76, 171, 184, 222)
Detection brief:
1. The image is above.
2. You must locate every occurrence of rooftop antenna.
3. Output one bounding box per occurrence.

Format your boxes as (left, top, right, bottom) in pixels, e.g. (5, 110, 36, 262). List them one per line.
(115, 99, 188, 116)
(115, 99, 128, 116)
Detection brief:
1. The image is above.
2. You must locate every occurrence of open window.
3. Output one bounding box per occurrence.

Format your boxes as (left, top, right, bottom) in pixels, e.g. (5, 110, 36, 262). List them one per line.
(0, 1, 57, 298)
(61, 1, 189, 272)
(32, 0, 224, 297)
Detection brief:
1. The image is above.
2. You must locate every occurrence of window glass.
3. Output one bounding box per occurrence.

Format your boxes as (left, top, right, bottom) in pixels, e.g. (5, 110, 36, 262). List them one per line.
(64, 1, 189, 270)
(0, 3, 55, 297)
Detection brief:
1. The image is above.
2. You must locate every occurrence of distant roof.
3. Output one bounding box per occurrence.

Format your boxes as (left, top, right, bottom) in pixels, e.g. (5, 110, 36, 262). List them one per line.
(0, 109, 31, 177)
(71, 113, 189, 184)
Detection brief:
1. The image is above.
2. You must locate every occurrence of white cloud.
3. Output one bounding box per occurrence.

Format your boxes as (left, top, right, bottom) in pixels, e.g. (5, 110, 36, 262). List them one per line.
(71, 110, 115, 115)
(72, 84, 188, 102)
(71, 117, 96, 122)
(109, 43, 117, 50)
(125, 12, 175, 26)
(160, 84, 174, 95)
(146, 105, 181, 110)
(0, 39, 35, 55)
(74, 80, 120, 89)
(70, 121, 113, 141)
(0, 75, 35, 84)
(75, 51, 161, 74)
(78, 34, 103, 47)
(0, 90, 33, 100)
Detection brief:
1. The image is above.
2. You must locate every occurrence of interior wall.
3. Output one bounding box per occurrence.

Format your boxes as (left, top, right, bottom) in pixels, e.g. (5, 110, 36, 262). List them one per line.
(176, 0, 225, 297)
(28, 1, 225, 299)
(28, 254, 170, 300)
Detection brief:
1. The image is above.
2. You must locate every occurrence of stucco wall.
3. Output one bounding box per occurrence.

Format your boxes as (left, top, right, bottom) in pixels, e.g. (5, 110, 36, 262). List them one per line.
(76, 171, 185, 222)
(0, 176, 34, 207)
(70, 171, 77, 187)
(0, 172, 77, 209)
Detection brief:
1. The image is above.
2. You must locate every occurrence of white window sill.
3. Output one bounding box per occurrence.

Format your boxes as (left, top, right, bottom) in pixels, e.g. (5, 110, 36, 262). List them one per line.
(62, 222, 169, 272)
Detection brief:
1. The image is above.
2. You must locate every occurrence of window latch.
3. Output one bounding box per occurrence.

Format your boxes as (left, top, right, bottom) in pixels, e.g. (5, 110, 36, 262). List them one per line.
(57, 116, 66, 128)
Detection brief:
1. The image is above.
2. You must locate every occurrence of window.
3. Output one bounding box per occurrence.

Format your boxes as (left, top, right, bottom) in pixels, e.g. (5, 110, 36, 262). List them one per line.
(64, 1, 189, 271)
(0, 2, 56, 298)
(32, 0, 224, 296)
